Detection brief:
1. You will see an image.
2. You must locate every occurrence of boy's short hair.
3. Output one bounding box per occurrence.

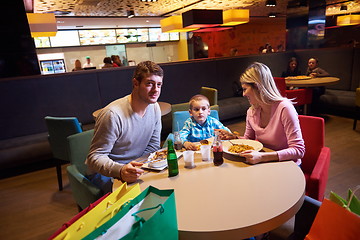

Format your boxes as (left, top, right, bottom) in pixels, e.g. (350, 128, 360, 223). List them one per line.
(189, 94, 210, 109)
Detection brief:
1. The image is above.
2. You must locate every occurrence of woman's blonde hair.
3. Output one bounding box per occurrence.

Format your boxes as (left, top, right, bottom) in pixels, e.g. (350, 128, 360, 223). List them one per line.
(240, 62, 286, 105)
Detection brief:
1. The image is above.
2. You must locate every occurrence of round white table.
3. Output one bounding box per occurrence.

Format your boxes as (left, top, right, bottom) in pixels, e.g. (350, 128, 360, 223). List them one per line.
(114, 153, 305, 239)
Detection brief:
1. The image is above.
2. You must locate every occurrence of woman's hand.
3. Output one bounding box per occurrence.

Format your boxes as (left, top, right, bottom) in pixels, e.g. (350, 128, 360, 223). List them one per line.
(240, 150, 263, 164)
(183, 141, 198, 151)
(215, 129, 238, 140)
(120, 161, 144, 183)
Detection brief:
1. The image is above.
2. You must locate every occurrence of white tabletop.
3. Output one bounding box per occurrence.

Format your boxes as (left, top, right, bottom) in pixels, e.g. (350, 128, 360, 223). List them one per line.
(114, 153, 305, 239)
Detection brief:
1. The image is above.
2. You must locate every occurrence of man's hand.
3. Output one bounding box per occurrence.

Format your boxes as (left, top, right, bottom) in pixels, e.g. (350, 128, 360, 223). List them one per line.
(120, 161, 144, 183)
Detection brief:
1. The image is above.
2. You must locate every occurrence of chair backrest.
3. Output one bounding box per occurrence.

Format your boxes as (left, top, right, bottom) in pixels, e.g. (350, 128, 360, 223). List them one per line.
(172, 110, 219, 132)
(200, 86, 218, 106)
(273, 77, 287, 97)
(67, 129, 94, 175)
(299, 115, 325, 173)
(45, 116, 83, 161)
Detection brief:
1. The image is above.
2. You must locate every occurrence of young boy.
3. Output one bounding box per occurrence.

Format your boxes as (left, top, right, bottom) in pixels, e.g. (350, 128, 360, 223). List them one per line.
(179, 94, 231, 150)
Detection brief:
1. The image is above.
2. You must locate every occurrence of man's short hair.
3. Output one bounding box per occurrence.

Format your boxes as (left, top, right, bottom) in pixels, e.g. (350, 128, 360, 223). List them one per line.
(133, 61, 164, 82)
(189, 94, 210, 109)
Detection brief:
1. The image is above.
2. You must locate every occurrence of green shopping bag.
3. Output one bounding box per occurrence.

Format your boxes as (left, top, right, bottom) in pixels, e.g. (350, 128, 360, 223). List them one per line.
(329, 185, 360, 216)
(83, 186, 178, 240)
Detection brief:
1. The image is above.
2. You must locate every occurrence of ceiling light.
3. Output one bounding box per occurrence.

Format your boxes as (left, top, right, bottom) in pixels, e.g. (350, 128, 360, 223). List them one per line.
(221, 9, 249, 26)
(182, 9, 223, 29)
(160, 15, 198, 32)
(266, 0, 276, 7)
(337, 14, 360, 26)
(127, 10, 135, 18)
(340, 5, 347, 11)
(268, 12, 276, 18)
(26, 13, 57, 38)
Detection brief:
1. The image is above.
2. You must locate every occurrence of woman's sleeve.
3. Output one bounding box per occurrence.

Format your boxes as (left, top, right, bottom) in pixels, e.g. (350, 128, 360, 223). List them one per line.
(243, 111, 256, 140)
(276, 105, 305, 161)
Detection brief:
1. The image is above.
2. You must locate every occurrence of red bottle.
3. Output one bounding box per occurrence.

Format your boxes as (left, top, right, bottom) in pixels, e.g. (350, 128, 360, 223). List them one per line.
(212, 132, 224, 166)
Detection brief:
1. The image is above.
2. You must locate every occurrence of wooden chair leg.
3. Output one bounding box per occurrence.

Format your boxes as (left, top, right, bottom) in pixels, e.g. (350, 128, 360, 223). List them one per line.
(55, 159, 63, 191)
(354, 119, 357, 130)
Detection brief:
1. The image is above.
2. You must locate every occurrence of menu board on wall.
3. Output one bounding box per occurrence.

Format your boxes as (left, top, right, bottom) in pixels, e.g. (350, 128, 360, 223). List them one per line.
(149, 28, 170, 42)
(116, 28, 149, 43)
(50, 30, 80, 47)
(35, 28, 179, 48)
(169, 32, 180, 41)
(79, 29, 116, 45)
(34, 37, 51, 48)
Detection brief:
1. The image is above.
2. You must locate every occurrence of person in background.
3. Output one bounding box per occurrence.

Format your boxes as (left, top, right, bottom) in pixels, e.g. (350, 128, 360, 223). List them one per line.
(111, 55, 122, 67)
(262, 43, 274, 53)
(72, 59, 83, 71)
(217, 62, 305, 166)
(306, 57, 330, 111)
(86, 61, 164, 194)
(230, 48, 238, 57)
(306, 57, 330, 78)
(281, 57, 301, 77)
(102, 57, 113, 69)
(83, 56, 94, 68)
(122, 56, 129, 66)
(179, 94, 231, 150)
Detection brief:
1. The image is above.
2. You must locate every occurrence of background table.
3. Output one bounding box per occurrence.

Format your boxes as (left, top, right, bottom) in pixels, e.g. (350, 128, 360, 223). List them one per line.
(285, 77, 340, 88)
(114, 153, 305, 239)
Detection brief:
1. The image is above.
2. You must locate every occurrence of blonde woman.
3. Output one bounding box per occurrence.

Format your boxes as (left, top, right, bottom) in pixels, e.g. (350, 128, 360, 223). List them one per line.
(218, 62, 305, 166)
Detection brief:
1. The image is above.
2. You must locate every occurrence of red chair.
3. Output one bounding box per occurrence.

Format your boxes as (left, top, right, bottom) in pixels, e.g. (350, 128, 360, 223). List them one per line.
(299, 115, 331, 201)
(274, 77, 313, 113)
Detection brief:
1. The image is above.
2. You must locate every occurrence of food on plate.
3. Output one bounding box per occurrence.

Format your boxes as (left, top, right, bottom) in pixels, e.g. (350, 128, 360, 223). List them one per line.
(228, 144, 255, 153)
(148, 158, 167, 168)
(148, 149, 168, 168)
(285, 76, 312, 80)
(149, 149, 167, 161)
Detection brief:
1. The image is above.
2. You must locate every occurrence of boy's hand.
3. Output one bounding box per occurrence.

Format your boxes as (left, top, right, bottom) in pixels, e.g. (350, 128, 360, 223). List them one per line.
(183, 141, 198, 151)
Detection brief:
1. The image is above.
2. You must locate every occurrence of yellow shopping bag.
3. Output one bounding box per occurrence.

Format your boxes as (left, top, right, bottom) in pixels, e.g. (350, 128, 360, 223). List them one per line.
(54, 182, 141, 240)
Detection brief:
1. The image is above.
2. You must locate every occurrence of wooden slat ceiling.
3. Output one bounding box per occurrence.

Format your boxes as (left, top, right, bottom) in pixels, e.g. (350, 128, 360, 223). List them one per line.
(33, 0, 360, 17)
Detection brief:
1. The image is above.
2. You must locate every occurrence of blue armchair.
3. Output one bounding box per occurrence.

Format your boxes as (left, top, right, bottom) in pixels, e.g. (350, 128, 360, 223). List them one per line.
(45, 116, 83, 191)
(66, 129, 102, 211)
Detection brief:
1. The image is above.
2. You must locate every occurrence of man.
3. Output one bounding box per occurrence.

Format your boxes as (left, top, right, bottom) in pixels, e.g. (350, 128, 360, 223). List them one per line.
(86, 61, 164, 193)
(306, 58, 330, 78)
(83, 56, 94, 68)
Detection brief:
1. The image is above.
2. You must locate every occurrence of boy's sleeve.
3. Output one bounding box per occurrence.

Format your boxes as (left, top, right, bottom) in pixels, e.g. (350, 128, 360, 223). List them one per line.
(179, 118, 192, 142)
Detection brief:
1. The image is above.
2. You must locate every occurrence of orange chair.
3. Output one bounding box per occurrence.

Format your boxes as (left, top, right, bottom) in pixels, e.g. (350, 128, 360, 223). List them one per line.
(299, 115, 331, 201)
(274, 77, 313, 114)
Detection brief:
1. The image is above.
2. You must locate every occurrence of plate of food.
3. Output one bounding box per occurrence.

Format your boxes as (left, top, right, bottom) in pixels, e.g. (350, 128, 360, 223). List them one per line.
(142, 148, 182, 170)
(285, 76, 312, 80)
(223, 139, 263, 156)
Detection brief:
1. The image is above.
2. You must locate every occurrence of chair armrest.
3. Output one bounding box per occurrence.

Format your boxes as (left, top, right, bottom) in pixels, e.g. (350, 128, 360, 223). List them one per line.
(309, 147, 331, 200)
(67, 165, 103, 210)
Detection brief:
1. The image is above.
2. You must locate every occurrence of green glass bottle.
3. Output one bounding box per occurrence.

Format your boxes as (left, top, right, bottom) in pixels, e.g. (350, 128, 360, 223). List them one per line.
(167, 140, 179, 177)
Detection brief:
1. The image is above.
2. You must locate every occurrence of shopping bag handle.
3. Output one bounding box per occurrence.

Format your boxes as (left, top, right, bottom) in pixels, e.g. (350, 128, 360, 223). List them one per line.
(131, 204, 164, 227)
(347, 185, 360, 208)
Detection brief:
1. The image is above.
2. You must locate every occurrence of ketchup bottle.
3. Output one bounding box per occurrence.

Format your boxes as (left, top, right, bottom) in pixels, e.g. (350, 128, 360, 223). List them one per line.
(212, 131, 224, 166)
